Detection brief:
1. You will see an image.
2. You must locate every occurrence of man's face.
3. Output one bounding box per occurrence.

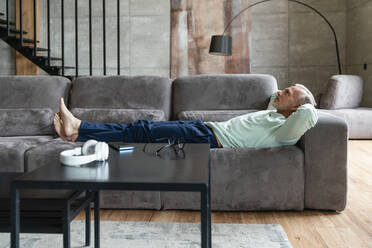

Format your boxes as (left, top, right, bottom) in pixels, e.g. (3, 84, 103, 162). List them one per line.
(273, 86, 303, 111)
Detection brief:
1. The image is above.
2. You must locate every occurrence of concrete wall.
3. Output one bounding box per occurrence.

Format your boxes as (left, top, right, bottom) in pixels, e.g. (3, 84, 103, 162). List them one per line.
(346, 0, 372, 107)
(249, 0, 347, 103)
(0, 0, 15, 75)
(0, 41, 15, 75)
(39, 0, 170, 77)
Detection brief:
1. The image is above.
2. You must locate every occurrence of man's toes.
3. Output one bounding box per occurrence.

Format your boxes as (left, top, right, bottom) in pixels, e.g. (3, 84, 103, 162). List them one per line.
(55, 113, 61, 121)
(59, 98, 64, 108)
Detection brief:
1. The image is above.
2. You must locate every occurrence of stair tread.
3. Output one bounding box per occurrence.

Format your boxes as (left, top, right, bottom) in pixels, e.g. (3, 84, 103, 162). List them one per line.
(0, 27, 28, 35)
(0, 19, 15, 25)
(10, 29, 27, 35)
(52, 66, 75, 69)
(7, 36, 40, 44)
(35, 56, 62, 61)
(23, 46, 49, 52)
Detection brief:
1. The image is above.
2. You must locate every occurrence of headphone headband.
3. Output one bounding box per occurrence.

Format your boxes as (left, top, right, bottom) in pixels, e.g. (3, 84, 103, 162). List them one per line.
(60, 140, 109, 167)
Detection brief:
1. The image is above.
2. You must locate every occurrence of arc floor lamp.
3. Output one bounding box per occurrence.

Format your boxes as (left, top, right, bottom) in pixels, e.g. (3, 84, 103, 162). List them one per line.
(209, 0, 342, 74)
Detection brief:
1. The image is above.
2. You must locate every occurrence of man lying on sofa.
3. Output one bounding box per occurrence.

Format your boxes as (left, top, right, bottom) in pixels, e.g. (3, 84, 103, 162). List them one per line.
(53, 84, 318, 149)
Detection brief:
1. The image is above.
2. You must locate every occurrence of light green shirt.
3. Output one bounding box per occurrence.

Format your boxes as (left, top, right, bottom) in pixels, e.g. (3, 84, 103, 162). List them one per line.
(205, 93, 318, 148)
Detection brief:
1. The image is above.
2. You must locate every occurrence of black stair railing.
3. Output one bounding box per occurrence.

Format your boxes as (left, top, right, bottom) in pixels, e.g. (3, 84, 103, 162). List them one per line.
(61, 0, 64, 76)
(0, 0, 124, 77)
(89, 0, 92, 75)
(75, 0, 78, 77)
(117, 0, 120, 75)
(47, 0, 50, 66)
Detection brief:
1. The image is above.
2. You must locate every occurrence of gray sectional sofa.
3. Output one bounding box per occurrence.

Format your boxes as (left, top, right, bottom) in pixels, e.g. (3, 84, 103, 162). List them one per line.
(318, 75, 372, 139)
(0, 74, 348, 212)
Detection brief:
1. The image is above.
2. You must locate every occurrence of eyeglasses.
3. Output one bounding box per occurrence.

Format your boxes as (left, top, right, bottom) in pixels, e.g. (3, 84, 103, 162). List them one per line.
(142, 137, 186, 160)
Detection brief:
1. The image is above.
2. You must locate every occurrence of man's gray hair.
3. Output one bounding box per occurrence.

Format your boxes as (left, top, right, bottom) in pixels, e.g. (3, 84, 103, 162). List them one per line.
(294, 83, 317, 106)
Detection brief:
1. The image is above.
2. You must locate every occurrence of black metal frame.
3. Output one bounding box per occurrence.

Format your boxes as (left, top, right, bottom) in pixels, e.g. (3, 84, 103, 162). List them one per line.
(61, 0, 65, 76)
(10, 170, 212, 248)
(103, 0, 106, 75)
(2, 189, 94, 248)
(117, 0, 120, 75)
(89, 0, 92, 75)
(19, 0, 22, 45)
(0, 0, 124, 76)
(47, 0, 51, 66)
(33, 0, 36, 56)
(75, 0, 78, 77)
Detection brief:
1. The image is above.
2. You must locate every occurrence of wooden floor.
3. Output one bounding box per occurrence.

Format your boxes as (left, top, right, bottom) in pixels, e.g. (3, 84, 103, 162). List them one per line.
(77, 140, 372, 248)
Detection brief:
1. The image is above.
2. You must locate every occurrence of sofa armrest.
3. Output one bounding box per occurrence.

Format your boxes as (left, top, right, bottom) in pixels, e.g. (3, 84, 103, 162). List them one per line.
(297, 112, 348, 211)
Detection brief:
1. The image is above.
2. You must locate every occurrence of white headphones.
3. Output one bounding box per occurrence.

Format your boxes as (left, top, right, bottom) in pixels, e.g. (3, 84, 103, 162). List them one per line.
(60, 140, 109, 166)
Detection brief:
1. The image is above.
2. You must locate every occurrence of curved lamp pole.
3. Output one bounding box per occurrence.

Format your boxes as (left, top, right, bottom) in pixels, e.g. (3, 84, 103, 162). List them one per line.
(209, 0, 342, 74)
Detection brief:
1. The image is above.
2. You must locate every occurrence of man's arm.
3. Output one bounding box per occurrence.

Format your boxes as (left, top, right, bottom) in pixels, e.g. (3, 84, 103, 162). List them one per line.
(275, 104, 318, 144)
(267, 92, 278, 110)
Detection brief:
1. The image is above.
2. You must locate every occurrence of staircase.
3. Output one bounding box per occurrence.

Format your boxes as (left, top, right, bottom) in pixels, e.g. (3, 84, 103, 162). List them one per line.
(0, 0, 121, 77)
(0, 7, 74, 76)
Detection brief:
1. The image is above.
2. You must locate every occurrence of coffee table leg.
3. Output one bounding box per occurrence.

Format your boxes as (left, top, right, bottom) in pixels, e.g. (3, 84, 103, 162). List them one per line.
(207, 184, 211, 248)
(94, 191, 100, 248)
(63, 201, 71, 248)
(11, 186, 20, 248)
(201, 188, 208, 248)
(85, 200, 91, 247)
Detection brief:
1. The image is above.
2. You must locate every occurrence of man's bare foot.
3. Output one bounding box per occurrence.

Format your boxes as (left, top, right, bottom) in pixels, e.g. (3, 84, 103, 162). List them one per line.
(53, 113, 68, 140)
(53, 113, 79, 142)
(54, 98, 81, 142)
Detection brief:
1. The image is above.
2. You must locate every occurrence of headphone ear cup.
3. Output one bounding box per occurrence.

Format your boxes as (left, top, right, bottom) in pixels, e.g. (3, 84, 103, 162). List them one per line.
(95, 142, 109, 161)
(82, 140, 98, 155)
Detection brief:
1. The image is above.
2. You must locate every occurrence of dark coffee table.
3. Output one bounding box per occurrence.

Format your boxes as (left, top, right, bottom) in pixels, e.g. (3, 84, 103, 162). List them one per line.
(11, 143, 211, 248)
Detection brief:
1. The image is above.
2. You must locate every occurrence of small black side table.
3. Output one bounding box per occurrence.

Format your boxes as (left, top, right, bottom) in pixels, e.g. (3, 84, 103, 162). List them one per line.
(0, 172, 93, 248)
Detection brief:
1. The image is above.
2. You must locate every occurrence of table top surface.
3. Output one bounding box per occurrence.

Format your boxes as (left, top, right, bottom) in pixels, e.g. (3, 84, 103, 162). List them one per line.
(14, 143, 210, 189)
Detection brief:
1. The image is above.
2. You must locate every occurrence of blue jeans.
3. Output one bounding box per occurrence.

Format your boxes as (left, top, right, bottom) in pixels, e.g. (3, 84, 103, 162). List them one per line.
(77, 120, 219, 148)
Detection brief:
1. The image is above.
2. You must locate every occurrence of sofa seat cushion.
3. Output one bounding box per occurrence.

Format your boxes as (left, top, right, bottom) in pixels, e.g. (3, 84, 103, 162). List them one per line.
(70, 108, 166, 123)
(24, 138, 82, 172)
(162, 145, 305, 211)
(0, 136, 54, 172)
(318, 108, 372, 139)
(0, 108, 55, 136)
(178, 110, 258, 122)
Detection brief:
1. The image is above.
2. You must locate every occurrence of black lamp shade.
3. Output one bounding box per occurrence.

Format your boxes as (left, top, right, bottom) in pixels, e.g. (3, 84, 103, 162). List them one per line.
(209, 35, 232, 56)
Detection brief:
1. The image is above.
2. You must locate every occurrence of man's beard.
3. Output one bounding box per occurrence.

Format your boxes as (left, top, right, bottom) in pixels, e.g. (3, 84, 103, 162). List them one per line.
(273, 101, 291, 111)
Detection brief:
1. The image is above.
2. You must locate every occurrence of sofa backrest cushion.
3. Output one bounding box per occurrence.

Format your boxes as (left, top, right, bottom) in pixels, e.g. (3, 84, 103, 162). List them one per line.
(320, 75, 363, 110)
(69, 76, 172, 120)
(172, 74, 278, 118)
(71, 108, 165, 123)
(0, 76, 71, 136)
(0, 76, 71, 111)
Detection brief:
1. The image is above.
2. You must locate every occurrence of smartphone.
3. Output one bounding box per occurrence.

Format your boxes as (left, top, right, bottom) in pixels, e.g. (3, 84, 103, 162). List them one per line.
(108, 142, 134, 151)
